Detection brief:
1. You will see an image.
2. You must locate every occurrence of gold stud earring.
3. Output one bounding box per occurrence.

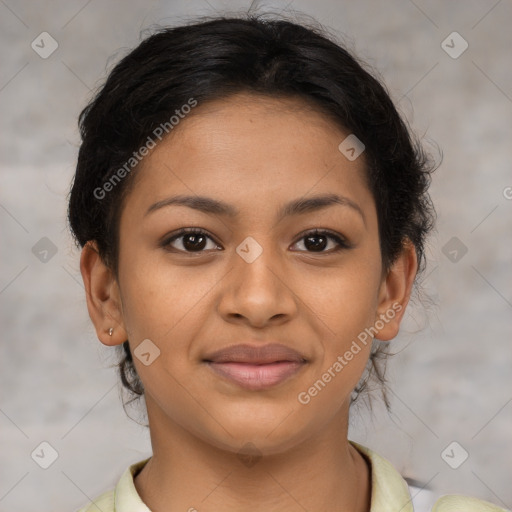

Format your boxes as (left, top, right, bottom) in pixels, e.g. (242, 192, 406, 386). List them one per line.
(108, 327, 114, 336)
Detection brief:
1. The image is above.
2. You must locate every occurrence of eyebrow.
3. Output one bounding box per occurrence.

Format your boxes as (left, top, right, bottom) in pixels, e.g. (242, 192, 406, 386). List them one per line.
(145, 193, 366, 226)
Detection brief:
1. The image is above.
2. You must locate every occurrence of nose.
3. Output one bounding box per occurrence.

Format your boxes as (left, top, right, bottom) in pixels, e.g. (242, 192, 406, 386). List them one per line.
(217, 240, 298, 328)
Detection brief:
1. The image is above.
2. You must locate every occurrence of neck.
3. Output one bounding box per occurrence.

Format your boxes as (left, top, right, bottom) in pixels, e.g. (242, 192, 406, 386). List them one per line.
(134, 396, 371, 512)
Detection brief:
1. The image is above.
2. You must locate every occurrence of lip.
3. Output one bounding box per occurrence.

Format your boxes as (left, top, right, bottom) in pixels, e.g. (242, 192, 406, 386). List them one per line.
(203, 343, 307, 391)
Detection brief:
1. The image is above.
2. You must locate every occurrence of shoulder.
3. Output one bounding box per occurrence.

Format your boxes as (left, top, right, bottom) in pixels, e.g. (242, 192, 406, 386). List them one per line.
(433, 494, 510, 512)
(75, 489, 114, 512)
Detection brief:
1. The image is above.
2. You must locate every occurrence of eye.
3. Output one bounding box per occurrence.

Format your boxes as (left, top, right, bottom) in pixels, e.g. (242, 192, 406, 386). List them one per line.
(290, 229, 350, 253)
(162, 228, 220, 253)
(161, 228, 350, 255)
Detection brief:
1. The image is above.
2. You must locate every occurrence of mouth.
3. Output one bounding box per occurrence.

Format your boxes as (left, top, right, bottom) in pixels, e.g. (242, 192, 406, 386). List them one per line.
(203, 343, 307, 391)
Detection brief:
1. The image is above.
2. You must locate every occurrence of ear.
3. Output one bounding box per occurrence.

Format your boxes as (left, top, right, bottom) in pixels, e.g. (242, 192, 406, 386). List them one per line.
(373, 240, 418, 341)
(79, 241, 128, 347)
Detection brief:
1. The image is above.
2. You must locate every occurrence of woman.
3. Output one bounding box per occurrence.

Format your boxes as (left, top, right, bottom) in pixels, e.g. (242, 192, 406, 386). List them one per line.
(69, 13, 507, 512)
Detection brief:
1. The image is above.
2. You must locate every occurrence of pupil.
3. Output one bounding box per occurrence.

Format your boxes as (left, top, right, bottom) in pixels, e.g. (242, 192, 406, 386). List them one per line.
(184, 234, 206, 251)
(305, 235, 326, 251)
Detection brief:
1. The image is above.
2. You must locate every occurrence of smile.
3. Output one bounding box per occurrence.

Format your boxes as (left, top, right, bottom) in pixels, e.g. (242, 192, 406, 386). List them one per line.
(203, 343, 308, 391)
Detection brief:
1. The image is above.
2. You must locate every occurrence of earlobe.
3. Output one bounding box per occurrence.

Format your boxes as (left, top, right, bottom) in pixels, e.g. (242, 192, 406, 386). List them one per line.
(374, 241, 418, 341)
(79, 241, 128, 346)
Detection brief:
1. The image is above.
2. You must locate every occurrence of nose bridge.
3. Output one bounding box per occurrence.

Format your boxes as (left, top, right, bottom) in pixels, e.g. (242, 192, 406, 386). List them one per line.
(234, 233, 282, 291)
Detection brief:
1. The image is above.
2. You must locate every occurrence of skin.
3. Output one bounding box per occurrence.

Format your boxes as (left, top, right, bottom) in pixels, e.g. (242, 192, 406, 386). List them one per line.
(80, 91, 417, 511)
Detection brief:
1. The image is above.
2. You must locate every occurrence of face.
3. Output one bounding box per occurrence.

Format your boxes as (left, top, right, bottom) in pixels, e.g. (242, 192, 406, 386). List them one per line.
(86, 92, 413, 456)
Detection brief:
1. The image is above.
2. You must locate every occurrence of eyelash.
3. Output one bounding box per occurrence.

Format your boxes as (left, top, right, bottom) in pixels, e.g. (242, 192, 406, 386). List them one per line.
(161, 227, 350, 254)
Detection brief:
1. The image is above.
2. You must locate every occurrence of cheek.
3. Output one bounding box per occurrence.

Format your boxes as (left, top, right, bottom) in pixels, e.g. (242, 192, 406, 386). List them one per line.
(296, 273, 376, 411)
(296, 257, 381, 390)
(117, 248, 223, 391)
(299, 258, 381, 338)
(117, 236, 211, 338)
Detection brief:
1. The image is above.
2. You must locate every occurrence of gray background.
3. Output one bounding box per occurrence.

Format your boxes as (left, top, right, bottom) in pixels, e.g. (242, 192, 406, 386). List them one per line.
(1, 0, 511, 511)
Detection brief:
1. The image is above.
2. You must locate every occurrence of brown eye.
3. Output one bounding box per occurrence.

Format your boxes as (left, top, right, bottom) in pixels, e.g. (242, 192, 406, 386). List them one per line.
(163, 228, 220, 253)
(291, 229, 350, 253)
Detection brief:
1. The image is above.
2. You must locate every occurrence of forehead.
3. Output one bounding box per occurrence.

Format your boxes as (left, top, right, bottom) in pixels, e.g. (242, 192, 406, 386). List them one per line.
(171, 92, 347, 151)
(125, 92, 374, 222)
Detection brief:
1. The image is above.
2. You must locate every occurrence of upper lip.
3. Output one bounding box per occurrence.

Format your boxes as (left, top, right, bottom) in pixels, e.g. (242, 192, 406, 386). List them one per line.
(203, 343, 307, 364)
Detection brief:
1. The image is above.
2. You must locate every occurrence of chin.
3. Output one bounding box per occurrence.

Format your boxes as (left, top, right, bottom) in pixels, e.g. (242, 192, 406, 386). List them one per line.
(194, 406, 315, 458)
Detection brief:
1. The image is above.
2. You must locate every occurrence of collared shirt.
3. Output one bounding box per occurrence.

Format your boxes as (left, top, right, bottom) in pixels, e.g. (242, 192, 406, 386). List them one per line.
(76, 442, 509, 511)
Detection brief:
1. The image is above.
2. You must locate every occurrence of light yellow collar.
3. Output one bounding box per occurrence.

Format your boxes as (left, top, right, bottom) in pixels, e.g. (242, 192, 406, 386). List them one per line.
(350, 441, 414, 511)
(77, 443, 507, 511)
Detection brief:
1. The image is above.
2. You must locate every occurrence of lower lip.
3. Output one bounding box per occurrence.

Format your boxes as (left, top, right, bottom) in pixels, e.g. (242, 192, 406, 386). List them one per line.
(206, 361, 305, 390)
